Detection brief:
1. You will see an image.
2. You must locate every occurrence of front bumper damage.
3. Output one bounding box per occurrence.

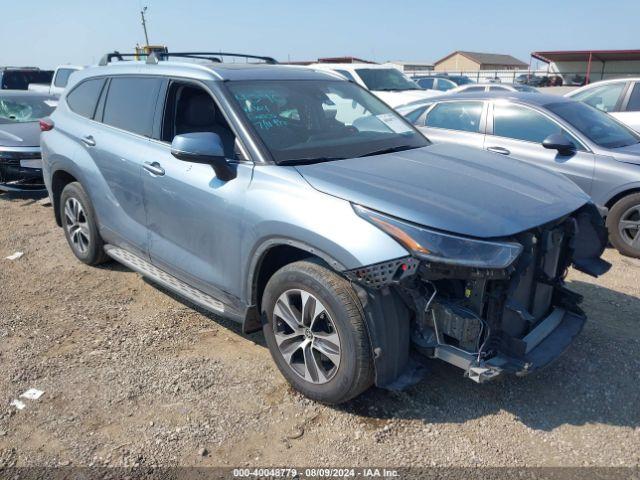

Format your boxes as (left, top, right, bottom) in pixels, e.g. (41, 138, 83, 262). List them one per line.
(0, 150, 45, 192)
(346, 203, 610, 386)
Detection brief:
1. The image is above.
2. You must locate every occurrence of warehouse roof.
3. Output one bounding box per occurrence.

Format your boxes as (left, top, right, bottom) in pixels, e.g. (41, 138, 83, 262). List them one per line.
(434, 51, 528, 67)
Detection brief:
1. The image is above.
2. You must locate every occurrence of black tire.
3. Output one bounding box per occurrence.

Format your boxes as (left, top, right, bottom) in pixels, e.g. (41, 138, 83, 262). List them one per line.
(262, 260, 373, 404)
(59, 182, 109, 265)
(606, 193, 640, 258)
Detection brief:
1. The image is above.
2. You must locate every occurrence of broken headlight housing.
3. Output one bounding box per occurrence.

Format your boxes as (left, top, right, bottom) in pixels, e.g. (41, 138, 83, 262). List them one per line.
(354, 205, 523, 269)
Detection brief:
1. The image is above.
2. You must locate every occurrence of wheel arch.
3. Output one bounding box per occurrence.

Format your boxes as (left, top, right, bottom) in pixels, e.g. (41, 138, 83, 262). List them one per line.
(605, 186, 640, 211)
(51, 169, 79, 226)
(242, 238, 348, 334)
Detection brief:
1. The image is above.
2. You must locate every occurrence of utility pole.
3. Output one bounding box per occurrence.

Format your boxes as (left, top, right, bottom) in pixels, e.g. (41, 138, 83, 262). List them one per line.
(140, 6, 150, 46)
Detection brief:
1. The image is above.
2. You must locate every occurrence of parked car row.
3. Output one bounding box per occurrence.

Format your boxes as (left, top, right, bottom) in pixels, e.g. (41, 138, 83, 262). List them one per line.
(31, 51, 613, 405)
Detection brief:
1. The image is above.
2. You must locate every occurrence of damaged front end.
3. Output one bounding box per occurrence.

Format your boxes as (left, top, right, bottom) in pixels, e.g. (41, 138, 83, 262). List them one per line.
(348, 203, 610, 385)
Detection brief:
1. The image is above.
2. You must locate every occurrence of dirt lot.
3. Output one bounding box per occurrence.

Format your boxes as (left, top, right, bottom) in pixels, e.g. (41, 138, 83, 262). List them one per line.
(1, 191, 639, 468)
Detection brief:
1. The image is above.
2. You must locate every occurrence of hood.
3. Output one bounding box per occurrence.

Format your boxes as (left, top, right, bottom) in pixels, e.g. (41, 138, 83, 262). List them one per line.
(0, 121, 41, 148)
(295, 143, 589, 239)
(609, 142, 640, 166)
(373, 89, 439, 108)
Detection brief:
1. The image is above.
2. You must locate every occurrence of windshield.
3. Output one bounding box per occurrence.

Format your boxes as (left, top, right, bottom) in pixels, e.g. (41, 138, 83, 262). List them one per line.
(227, 80, 428, 164)
(1, 70, 54, 90)
(355, 68, 420, 91)
(546, 101, 640, 149)
(0, 95, 57, 124)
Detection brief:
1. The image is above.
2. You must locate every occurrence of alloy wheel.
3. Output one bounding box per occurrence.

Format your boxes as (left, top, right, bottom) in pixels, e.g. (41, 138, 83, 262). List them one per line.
(272, 289, 341, 384)
(64, 197, 90, 255)
(619, 205, 640, 250)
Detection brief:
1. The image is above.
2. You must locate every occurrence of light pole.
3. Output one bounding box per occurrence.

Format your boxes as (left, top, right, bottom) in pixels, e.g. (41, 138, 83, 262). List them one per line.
(141, 6, 150, 46)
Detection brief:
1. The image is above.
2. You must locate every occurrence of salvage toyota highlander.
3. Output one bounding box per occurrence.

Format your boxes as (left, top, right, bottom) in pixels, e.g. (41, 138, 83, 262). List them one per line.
(40, 52, 611, 404)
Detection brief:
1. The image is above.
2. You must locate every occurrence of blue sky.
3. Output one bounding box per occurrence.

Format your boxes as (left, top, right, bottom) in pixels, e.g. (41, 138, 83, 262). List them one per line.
(1, 0, 638, 69)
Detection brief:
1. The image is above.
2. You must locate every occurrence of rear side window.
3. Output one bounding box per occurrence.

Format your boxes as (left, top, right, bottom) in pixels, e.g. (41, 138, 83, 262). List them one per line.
(417, 78, 434, 89)
(493, 104, 562, 143)
(66, 78, 106, 119)
(404, 106, 429, 124)
(461, 86, 485, 93)
(572, 82, 625, 112)
(626, 83, 640, 112)
(54, 69, 75, 88)
(102, 77, 162, 137)
(425, 101, 483, 132)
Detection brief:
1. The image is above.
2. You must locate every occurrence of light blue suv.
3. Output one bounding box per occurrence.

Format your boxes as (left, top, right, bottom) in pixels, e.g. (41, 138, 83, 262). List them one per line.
(41, 52, 610, 404)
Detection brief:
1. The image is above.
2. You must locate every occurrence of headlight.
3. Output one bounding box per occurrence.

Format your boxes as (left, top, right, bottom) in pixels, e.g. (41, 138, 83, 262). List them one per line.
(354, 205, 523, 269)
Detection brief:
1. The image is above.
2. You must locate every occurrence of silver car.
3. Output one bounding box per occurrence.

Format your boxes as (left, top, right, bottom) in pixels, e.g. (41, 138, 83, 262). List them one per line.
(399, 92, 640, 258)
(566, 78, 640, 132)
(41, 53, 609, 403)
(0, 90, 57, 191)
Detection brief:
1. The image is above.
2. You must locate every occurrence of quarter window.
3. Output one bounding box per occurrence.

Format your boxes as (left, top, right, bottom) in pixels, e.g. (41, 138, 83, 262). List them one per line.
(334, 70, 356, 82)
(54, 69, 75, 88)
(425, 101, 483, 132)
(102, 77, 162, 137)
(493, 104, 563, 143)
(626, 83, 640, 112)
(66, 78, 106, 119)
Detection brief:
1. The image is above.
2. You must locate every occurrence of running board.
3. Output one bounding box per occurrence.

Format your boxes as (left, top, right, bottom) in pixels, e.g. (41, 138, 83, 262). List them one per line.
(104, 245, 225, 313)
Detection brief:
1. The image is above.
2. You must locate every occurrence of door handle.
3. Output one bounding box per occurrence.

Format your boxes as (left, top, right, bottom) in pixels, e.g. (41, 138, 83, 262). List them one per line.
(81, 135, 96, 147)
(487, 146, 510, 155)
(143, 161, 165, 176)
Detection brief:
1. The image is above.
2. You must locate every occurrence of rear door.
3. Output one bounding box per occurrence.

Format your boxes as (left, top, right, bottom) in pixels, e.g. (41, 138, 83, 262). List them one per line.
(484, 101, 595, 194)
(86, 76, 162, 258)
(416, 100, 487, 149)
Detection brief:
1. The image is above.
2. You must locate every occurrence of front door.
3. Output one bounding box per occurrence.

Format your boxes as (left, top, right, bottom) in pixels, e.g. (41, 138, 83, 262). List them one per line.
(484, 102, 595, 195)
(141, 80, 253, 300)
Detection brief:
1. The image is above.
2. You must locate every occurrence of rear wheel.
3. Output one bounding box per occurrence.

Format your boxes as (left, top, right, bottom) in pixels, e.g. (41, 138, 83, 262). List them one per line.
(262, 260, 373, 404)
(607, 193, 640, 258)
(60, 182, 109, 265)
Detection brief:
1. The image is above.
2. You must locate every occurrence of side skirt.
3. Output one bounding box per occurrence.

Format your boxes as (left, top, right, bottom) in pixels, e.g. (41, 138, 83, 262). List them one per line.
(104, 245, 244, 321)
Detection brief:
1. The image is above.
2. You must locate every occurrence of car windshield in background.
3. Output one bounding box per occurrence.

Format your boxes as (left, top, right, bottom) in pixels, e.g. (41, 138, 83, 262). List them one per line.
(1, 70, 54, 90)
(546, 101, 640, 149)
(0, 95, 56, 124)
(514, 85, 538, 92)
(449, 76, 474, 85)
(355, 68, 420, 91)
(227, 80, 428, 164)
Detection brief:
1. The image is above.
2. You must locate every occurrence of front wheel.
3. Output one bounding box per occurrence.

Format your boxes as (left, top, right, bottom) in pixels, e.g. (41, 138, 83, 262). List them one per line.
(262, 260, 373, 404)
(607, 193, 640, 258)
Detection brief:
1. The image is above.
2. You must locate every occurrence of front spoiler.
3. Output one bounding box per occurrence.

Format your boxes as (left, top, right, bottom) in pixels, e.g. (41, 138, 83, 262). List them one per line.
(417, 307, 586, 383)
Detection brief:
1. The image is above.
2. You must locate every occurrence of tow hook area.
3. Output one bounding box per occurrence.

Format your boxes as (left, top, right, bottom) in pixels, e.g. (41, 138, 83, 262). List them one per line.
(466, 364, 502, 383)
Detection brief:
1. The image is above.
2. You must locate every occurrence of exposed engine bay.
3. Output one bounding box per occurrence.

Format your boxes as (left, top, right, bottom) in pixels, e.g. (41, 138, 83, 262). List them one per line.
(346, 203, 611, 384)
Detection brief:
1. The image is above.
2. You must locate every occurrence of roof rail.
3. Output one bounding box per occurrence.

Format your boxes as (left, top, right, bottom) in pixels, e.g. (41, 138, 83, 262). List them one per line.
(99, 51, 278, 67)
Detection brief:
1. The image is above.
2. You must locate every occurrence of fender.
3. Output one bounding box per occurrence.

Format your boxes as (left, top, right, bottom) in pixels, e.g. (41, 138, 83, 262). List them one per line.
(242, 237, 348, 333)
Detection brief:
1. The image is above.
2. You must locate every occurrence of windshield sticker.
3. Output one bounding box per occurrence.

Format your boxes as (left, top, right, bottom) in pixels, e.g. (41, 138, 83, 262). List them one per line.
(376, 113, 413, 134)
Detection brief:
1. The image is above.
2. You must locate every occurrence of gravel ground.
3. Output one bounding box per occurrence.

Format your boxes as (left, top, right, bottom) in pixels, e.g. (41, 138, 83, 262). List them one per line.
(1, 191, 639, 468)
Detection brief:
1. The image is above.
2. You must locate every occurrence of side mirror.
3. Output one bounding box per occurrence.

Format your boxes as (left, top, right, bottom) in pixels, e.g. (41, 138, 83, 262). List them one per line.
(171, 132, 236, 181)
(542, 133, 576, 155)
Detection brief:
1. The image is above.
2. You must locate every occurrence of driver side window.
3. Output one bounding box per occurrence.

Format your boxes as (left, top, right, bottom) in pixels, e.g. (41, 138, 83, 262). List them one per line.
(161, 82, 237, 159)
